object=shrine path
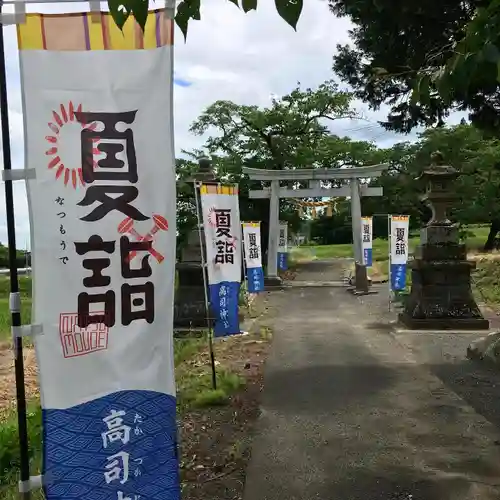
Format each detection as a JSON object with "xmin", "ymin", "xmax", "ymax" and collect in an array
[{"xmin": 244, "ymin": 259, "xmax": 500, "ymax": 500}]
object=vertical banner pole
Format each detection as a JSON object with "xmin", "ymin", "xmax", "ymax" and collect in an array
[
  {"xmin": 388, "ymin": 215, "xmax": 392, "ymax": 312},
  {"xmin": 241, "ymin": 223, "xmax": 248, "ymax": 291},
  {"xmin": 0, "ymin": 11, "xmax": 32, "ymax": 500},
  {"xmin": 194, "ymin": 182, "xmax": 217, "ymax": 390}
]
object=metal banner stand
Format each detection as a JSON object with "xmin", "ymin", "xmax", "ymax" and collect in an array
[
  {"xmin": 194, "ymin": 181, "xmax": 217, "ymax": 390},
  {"xmin": 0, "ymin": 7, "xmax": 32, "ymax": 499}
]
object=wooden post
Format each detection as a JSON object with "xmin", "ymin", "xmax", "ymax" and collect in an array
[
  {"xmin": 265, "ymin": 179, "xmax": 281, "ymax": 287},
  {"xmin": 350, "ymin": 178, "xmax": 369, "ymax": 293}
]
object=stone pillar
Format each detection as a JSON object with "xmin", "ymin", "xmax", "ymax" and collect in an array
[
  {"xmin": 399, "ymin": 151, "xmax": 489, "ymax": 330},
  {"xmin": 174, "ymin": 156, "xmax": 216, "ymax": 331},
  {"xmin": 265, "ymin": 179, "xmax": 282, "ymax": 288},
  {"xmin": 350, "ymin": 178, "xmax": 369, "ymax": 293}
]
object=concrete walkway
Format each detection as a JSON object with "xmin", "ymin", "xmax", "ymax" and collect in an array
[{"xmin": 244, "ymin": 260, "xmax": 500, "ymax": 500}]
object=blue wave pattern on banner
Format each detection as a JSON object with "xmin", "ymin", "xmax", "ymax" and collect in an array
[
  {"xmin": 247, "ymin": 267, "xmax": 264, "ymax": 293},
  {"xmin": 43, "ymin": 390, "xmax": 179, "ymax": 500},
  {"xmin": 391, "ymin": 263, "xmax": 407, "ymax": 290},
  {"xmin": 364, "ymin": 248, "xmax": 373, "ymax": 267},
  {"xmin": 209, "ymin": 281, "xmax": 240, "ymax": 336},
  {"xmin": 277, "ymin": 253, "xmax": 288, "ymax": 271}
]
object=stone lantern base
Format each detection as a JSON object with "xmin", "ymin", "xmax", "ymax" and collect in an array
[
  {"xmin": 398, "ymin": 226, "xmax": 489, "ymax": 330},
  {"xmin": 264, "ymin": 276, "xmax": 283, "ymax": 289},
  {"xmin": 174, "ymin": 262, "xmax": 215, "ymax": 330}
]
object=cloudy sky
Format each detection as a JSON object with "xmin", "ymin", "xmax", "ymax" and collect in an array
[{"xmin": 0, "ymin": 0, "xmax": 463, "ymax": 249}]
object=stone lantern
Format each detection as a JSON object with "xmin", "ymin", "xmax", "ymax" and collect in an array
[
  {"xmin": 421, "ymin": 151, "xmax": 459, "ymax": 226},
  {"xmin": 173, "ymin": 156, "xmax": 217, "ymax": 331},
  {"xmin": 398, "ymin": 151, "xmax": 489, "ymax": 330}
]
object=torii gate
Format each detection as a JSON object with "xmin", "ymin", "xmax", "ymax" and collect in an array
[{"xmin": 242, "ymin": 163, "xmax": 389, "ymax": 293}]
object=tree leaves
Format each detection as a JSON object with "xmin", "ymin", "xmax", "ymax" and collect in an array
[
  {"xmin": 242, "ymin": 0, "xmax": 258, "ymax": 13},
  {"xmin": 107, "ymin": 0, "xmax": 149, "ymax": 31},
  {"xmin": 330, "ymin": 0, "xmax": 500, "ymax": 134},
  {"xmin": 175, "ymin": 0, "xmax": 201, "ymax": 40},
  {"xmin": 106, "ymin": 0, "xmax": 304, "ymax": 38},
  {"xmin": 147, "ymin": 0, "xmax": 303, "ymax": 41},
  {"xmin": 108, "ymin": 0, "xmax": 131, "ymax": 30},
  {"xmin": 132, "ymin": 0, "xmax": 149, "ymax": 33},
  {"xmin": 275, "ymin": 0, "xmax": 303, "ymax": 30}
]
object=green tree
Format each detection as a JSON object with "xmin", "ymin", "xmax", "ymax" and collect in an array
[
  {"xmin": 365, "ymin": 124, "xmax": 500, "ymax": 249},
  {"xmin": 408, "ymin": 124, "xmax": 500, "ymax": 249},
  {"xmin": 188, "ymin": 81, "xmax": 362, "ymax": 256},
  {"xmin": 309, "ymin": 199, "xmax": 353, "ymax": 245},
  {"xmin": 328, "ymin": 0, "xmax": 500, "ymax": 133},
  {"xmin": 190, "ymin": 80, "xmax": 358, "ymax": 170},
  {"xmin": 108, "ymin": 0, "xmax": 305, "ymax": 38},
  {"xmin": 361, "ymin": 142, "xmax": 429, "ymax": 230},
  {"xmin": 182, "ymin": 82, "xmax": 407, "ymax": 258}
]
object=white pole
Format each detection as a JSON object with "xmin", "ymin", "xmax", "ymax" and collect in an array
[
  {"xmin": 350, "ymin": 179, "xmax": 363, "ymax": 264},
  {"xmin": 267, "ymin": 180, "xmax": 280, "ymax": 280}
]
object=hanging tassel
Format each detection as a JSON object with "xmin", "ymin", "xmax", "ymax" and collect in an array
[
  {"xmin": 299, "ymin": 206, "xmax": 304, "ymax": 217},
  {"xmin": 326, "ymin": 204, "xmax": 333, "ymax": 217},
  {"xmin": 312, "ymin": 207, "xmax": 317, "ymax": 219}
]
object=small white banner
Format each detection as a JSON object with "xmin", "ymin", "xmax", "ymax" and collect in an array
[
  {"xmin": 242, "ymin": 222, "xmax": 263, "ymax": 269},
  {"xmin": 361, "ymin": 216, "xmax": 373, "ymax": 267},
  {"xmin": 201, "ymin": 184, "xmax": 242, "ymax": 335},
  {"xmin": 390, "ymin": 215, "xmax": 410, "ymax": 291},
  {"xmin": 278, "ymin": 222, "xmax": 288, "ymax": 253},
  {"xmin": 390, "ymin": 216, "xmax": 410, "ymax": 264},
  {"xmin": 277, "ymin": 221, "xmax": 288, "ymax": 271},
  {"xmin": 242, "ymin": 222, "xmax": 264, "ymax": 293}
]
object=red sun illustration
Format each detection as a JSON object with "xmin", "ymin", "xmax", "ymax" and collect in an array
[
  {"xmin": 45, "ymin": 102, "xmax": 100, "ymax": 189},
  {"xmin": 207, "ymin": 207, "xmax": 217, "ymax": 227}
]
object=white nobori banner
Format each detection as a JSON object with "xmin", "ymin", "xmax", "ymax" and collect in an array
[
  {"xmin": 201, "ymin": 184, "xmax": 242, "ymax": 336},
  {"xmin": 242, "ymin": 222, "xmax": 264, "ymax": 293},
  {"xmin": 277, "ymin": 221, "xmax": 288, "ymax": 271},
  {"xmin": 361, "ymin": 216, "xmax": 373, "ymax": 267},
  {"xmin": 390, "ymin": 215, "xmax": 410, "ymax": 291},
  {"xmin": 19, "ymin": 10, "xmax": 179, "ymax": 500}
]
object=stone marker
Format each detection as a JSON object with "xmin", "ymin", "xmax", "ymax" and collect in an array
[
  {"xmin": 174, "ymin": 156, "xmax": 216, "ymax": 331},
  {"xmin": 399, "ymin": 151, "xmax": 489, "ymax": 330}
]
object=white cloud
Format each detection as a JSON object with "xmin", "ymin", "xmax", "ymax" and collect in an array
[{"xmin": 0, "ymin": 0, "xmax": 465, "ymax": 251}]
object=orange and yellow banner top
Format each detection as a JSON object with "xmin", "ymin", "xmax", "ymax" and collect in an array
[
  {"xmin": 391, "ymin": 215, "xmax": 409, "ymax": 222},
  {"xmin": 18, "ymin": 9, "xmax": 173, "ymax": 51},
  {"xmin": 200, "ymin": 184, "xmax": 239, "ymax": 196}
]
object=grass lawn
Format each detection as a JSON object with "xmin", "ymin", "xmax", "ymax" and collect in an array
[
  {"xmin": 0, "ymin": 276, "xmax": 32, "ymax": 343},
  {"xmin": 291, "ymin": 225, "xmax": 491, "ymax": 263}
]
